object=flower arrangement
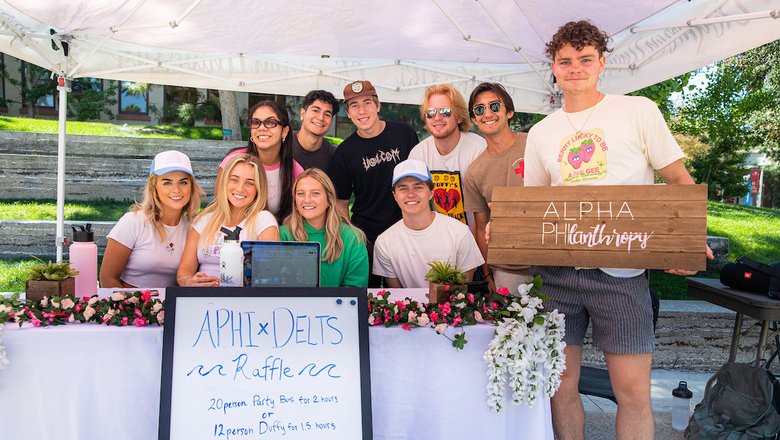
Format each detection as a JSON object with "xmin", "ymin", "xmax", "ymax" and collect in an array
[
  {"xmin": 0, "ymin": 290, "xmax": 164, "ymax": 328},
  {"xmin": 484, "ymin": 278, "xmax": 566, "ymax": 412},
  {"xmin": 367, "ymin": 276, "xmax": 566, "ymax": 412}
]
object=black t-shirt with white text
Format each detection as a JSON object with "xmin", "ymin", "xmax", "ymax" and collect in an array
[{"xmin": 327, "ymin": 121, "xmax": 418, "ymax": 242}]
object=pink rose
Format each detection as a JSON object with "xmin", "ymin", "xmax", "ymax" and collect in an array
[
  {"xmin": 401, "ymin": 324, "xmax": 411, "ymax": 331},
  {"xmin": 133, "ymin": 317, "xmax": 147, "ymax": 327},
  {"xmin": 468, "ymin": 293, "xmax": 475, "ymax": 303},
  {"xmin": 453, "ymin": 316, "xmax": 462, "ymax": 327},
  {"xmin": 134, "ymin": 309, "xmax": 143, "ymax": 318},
  {"xmin": 141, "ymin": 291, "xmax": 152, "ymax": 302},
  {"xmin": 440, "ymin": 302, "xmax": 451, "ymax": 314},
  {"xmin": 475, "ymin": 311, "xmax": 483, "ymax": 322},
  {"xmin": 395, "ymin": 301, "xmax": 406, "ymax": 310},
  {"xmin": 498, "ymin": 287, "xmax": 509, "ymax": 296},
  {"xmin": 121, "ymin": 317, "xmax": 128, "ymax": 325},
  {"xmin": 30, "ymin": 318, "xmax": 42, "ymax": 327},
  {"xmin": 444, "ymin": 284, "xmax": 451, "ymax": 290}
]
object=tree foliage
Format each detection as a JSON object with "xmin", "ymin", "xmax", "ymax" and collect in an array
[
  {"xmin": 671, "ymin": 40, "xmax": 780, "ymax": 199},
  {"xmin": 0, "ymin": 62, "xmax": 57, "ymax": 116},
  {"xmin": 68, "ymin": 79, "xmax": 119, "ymax": 121},
  {"xmin": 629, "ymin": 72, "xmax": 693, "ymax": 119}
]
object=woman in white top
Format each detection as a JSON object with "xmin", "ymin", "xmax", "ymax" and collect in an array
[
  {"xmin": 177, "ymin": 154, "xmax": 279, "ymax": 287},
  {"xmin": 101, "ymin": 150, "xmax": 204, "ymax": 288}
]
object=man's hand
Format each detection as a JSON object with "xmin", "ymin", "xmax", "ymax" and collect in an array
[{"xmin": 665, "ymin": 245, "xmax": 714, "ymax": 276}]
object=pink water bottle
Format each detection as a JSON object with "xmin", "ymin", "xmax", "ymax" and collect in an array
[{"xmin": 70, "ymin": 224, "xmax": 98, "ymax": 297}]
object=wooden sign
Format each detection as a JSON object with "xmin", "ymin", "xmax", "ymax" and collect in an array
[
  {"xmin": 488, "ymin": 185, "xmax": 708, "ymax": 271},
  {"xmin": 159, "ymin": 287, "xmax": 373, "ymax": 440}
]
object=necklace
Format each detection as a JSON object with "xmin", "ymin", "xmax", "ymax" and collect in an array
[
  {"xmin": 563, "ymin": 93, "xmax": 604, "ymax": 136},
  {"xmin": 163, "ymin": 223, "xmax": 179, "ymax": 256}
]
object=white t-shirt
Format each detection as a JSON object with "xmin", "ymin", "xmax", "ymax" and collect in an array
[
  {"xmin": 192, "ymin": 210, "xmax": 278, "ymax": 277},
  {"xmin": 373, "ymin": 213, "xmax": 485, "ymax": 288},
  {"xmin": 106, "ymin": 211, "xmax": 190, "ymax": 288},
  {"xmin": 409, "ymin": 131, "xmax": 486, "ymax": 172},
  {"xmin": 525, "ymin": 94, "xmax": 686, "ymax": 277}
]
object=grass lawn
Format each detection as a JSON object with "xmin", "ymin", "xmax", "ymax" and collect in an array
[
  {"xmin": 0, "ymin": 198, "xmax": 131, "ymax": 221},
  {"xmin": 1, "ymin": 200, "xmax": 778, "ymax": 297},
  {"xmin": 649, "ymin": 201, "xmax": 780, "ymax": 299}
]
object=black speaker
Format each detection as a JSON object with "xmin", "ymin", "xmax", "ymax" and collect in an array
[{"xmin": 720, "ymin": 257, "xmax": 780, "ymax": 295}]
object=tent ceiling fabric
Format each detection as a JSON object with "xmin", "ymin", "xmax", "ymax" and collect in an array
[{"xmin": 0, "ymin": 0, "xmax": 778, "ymax": 113}]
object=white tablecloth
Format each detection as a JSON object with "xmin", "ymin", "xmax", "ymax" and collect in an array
[{"xmin": 0, "ymin": 317, "xmax": 552, "ymax": 440}]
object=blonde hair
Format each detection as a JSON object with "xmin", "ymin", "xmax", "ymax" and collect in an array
[
  {"xmin": 132, "ymin": 172, "xmax": 204, "ymax": 242},
  {"xmin": 195, "ymin": 154, "xmax": 268, "ymax": 249},
  {"xmin": 283, "ymin": 169, "xmax": 365, "ymax": 265},
  {"xmin": 420, "ymin": 84, "xmax": 471, "ymax": 133}
]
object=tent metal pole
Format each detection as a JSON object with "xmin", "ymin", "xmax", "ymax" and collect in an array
[{"xmin": 55, "ymin": 77, "xmax": 70, "ymax": 262}]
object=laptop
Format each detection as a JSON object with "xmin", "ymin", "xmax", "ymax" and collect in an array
[{"xmin": 240, "ymin": 241, "xmax": 320, "ymax": 287}]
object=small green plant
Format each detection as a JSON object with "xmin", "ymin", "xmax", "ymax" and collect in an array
[
  {"xmin": 425, "ymin": 260, "xmax": 468, "ymax": 285},
  {"xmin": 27, "ymin": 258, "xmax": 79, "ymax": 281}
]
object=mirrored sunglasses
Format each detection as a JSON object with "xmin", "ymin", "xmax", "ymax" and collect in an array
[
  {"xmin": 424, "ymin": 107, "xmax": 453, "ymax": 119},
  {"xmin": 473, "ymin": 100, "xmax": 502, "ymax": 117},
  {"xmin": 249, "ymin": 117, "xmax": 281, "ymax": 129}
]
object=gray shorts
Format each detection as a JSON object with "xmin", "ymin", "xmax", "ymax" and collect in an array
[{"xmin": 531, "ymin": 266, "xmax": 654, "ymax": 354}]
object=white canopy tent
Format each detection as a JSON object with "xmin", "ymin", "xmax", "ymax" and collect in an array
[{"xmin": 0, "ymin": 0, "xmax": 778, "ymax": 259}]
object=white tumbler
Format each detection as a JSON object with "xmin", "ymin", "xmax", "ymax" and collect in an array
[{"xmin": 672, "ymin": 381, "xmax": 693, "ymax": 432}]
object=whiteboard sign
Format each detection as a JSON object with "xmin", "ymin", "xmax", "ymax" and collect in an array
[{"xmin": 159, "ymin": 287, "xmax": 373, "ymax": 440}]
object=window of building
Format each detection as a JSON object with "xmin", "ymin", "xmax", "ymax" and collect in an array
[
  {"xmin": 248, "ymin": 92, "xmax": 277, "ymax": 110},
  {"xmin": 119, "ymin": 81, "xmax": 149, "ymax": 114},
  {"xmin": 72, "ymin": 78, "xmax": 103, "ymax": 94},
  {"xmin": 20, "ymin": 61, "xmax": 55, "ymax": 108},
  {"xmin": 0, "ymin": 54, "xmax": 6, "ymax": 111},
  {"xmin": 164, "ymin": 85, "xmax": 199, "ymax": 106}
]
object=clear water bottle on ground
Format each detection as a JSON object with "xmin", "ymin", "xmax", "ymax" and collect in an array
[{"xmin": 672, "ymin": 380, "xmax": 693, "ymax": 432}]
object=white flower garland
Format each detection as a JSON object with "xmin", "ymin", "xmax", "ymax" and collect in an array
[
  {"xmin": 0, "ymin": 325, "xmax": 8, "ymax": 370},
  {"xmin": 484, "ymin": 284, "xmax": 566, "ymax": 412}
]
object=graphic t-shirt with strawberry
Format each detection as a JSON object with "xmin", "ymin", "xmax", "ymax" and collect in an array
[{"xmin": 558, "ymin": 129, "xmax": 608, "ymax": 185}]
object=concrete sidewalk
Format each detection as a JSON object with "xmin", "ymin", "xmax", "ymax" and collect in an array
[
  {"xmin": 583, "ymin": 300, "xmax": 732, "ymax": 439},
  {"xmin": 583, "ymin": 369, "xmax": 711, "ymax": 439}
]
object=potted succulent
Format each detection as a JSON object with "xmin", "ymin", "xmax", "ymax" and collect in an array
[
  {"xmin": 25, "ymin": 259, "xmax": 79, "ymax": 301},
  {"xmin": 425, "ymin": 260, "xmax": 468, "ymax": 303}
]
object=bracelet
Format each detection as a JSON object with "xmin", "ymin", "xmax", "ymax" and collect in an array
[
  {"xmin": 177, "ymin": 276, "xmax": 192, "ymax": 285},
  {"xmin": 484, "ymin": 272, "xmax": 493, "ymax": 279}
]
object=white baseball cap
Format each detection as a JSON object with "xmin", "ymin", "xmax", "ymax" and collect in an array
[
  {"xmin": 392, "ymin": 159, "xmax": 432, "ymax": 186},
  {"xmin": 149, "ymin": 150, "xmax": 194, "ymax": 177}
]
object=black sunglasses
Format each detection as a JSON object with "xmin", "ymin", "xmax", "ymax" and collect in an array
[
  {"xmin": 424, "ymin": 107, "xmax": 453, "ymax": 119},
  {"xmin": 249, "ymin": 117, "xmax": 281, "ymax": 129},
  {"xmin": 473, "ymin": 100, "xmax": 502, "ymax": 117}
]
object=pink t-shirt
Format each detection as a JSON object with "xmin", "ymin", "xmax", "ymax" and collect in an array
[{"xmin": 219, "ymin": 148, "xmax": 304, "ymax": 215}]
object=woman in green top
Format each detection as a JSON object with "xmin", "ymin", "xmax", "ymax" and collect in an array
[{"xmin": 280, "ymin": 168, "xmax": 369, "ymax": 287}]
